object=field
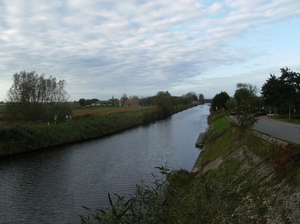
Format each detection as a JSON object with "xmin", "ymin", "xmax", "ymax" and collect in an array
[
  {"xmin": 72, "ymin": 106, "xmax": 155, "ymax": 118},
  {"xmin": 0, "ymin": 105, "xmax": 155, "ymax": 125}
]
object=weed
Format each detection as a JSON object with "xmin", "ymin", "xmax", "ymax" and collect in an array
[{"xmin": 257, "ymin": 204, "xmax": 268, "ymax": 215}]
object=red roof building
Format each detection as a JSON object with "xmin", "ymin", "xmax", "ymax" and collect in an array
[{"xmin": 124, "ymin": 99, "xmax": 140, "ymax": 106}]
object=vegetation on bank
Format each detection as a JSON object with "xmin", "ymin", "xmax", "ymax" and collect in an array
[
  {"xmin": 80, "ymin": 111, "xmax": 300, "ymax": 223},
  {"xmin": 0, "ymin": 103, "xmax": 196, "ymax": 156}
]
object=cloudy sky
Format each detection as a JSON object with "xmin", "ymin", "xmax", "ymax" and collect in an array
[{"xmin": 1, "ymin": 0, "xmax": 300, "ymax": 101}]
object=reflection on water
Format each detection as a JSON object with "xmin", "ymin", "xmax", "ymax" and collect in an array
[{"xmin": 0, "ymin": 105, "xmax": 209, "ymax": 223}]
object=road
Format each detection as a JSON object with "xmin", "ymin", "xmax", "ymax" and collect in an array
[{"xmin": 253, "ymin": 116, "xmax": 300, "ymax": 145}]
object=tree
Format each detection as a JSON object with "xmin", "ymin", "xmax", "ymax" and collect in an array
[
  {"xmin": 120, "ymin": 93, "xmax": 128, "ymax": 106},
  {"xmin": 225, "ymin": 98, "xmax": 237, "ymax": 112},
  {"xmin": 279, "ymin": 67, "xmax": 300, "ymax": 119},
  {"xmin": 184, "ymin": 92, "xmax": 198, "ymax": 103},
  {"xmin": 155, "ymin": 91, "xmax": 173, "ymax": 117},
  {"xmin": 234, "ymin": 83, "xmax": 257, "ymax": 105},
  {"xmin": 5, "ymin": 71, "xmax": 71, "ymax": 122},
  {"xmin": 129, "ymin": 95, "xmax": 140, "ymax": 100},
  {"xmin": 233, "ymin": 103, "xmax": 259, "ymax": 133},
  {"xmin": 139, "ymin": 96, "xmax": 155, "ymax": 106},
  {"xmin": 261, "ymin": 74, "xmax": 282, "ymax": 114},
  {"xmin": 211, "ymin": 91, "xmax": 230, "ymax": 111},
  {"xmin": 79, "ymin": 98, "xmax": 86, "ymax": 107},
  {"xmin": 199, "ymin": 94, "xmax": 204, "ymax": 103},
  {"xmin": 261, "ymin": 68, "xmax": 300, "ymax": 118}
]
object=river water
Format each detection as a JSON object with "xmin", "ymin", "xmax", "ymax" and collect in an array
[{"xmin": 0, "ymin": 104, "xmax": 209, "ymax": 223}]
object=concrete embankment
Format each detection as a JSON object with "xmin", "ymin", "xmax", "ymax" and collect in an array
[{"xmin": 195, "ymin": 132, "xmax": 206, "ymax": 148}]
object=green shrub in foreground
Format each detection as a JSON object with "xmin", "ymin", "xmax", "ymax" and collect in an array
[
  {"xmin": 79, "ymin": 166, "xmax": 241, "ymax": 224},
  {"xmin": 80, "ymin": 166, "xmax": 194, "ymax": 223}
]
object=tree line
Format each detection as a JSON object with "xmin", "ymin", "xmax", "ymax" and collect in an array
[
  {"xmin": 77, "ymin": 91, "xmax": 204, "ymax": 107},
  {"xmin": 211, "ymin": 67, "xmax": 300, "ymax": 120},
  {"xmin": 261, "ymin": 67, "xmax": 300, "ymax": 119},
  {"xmin": 3, "ymin": 71, "xmax": 205, "ymax": 123}
]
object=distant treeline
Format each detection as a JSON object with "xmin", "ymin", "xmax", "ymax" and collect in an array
[{"xmin": 210, "ymin": 67, "xmax": 300, "ymax": 118}]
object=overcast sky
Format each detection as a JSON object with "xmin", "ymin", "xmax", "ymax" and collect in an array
[{"xmin": 1, "ymin": 0, "xmax": 300, "ymax": 101}]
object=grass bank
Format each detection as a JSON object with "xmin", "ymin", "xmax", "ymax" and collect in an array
[{"xmin": 0, "ymin": 104, "xmax": 195, "ymax": 157}]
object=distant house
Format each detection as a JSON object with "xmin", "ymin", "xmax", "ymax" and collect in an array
[
  {"xmin": 92, "ymin": 100, "xmax": 112, "ymax": 106},
  {"xmin": 124, "ymin": 99, "xmax": 140, "ymax": 106}
]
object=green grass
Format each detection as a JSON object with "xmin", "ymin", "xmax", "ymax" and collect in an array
[
  {"xmin": 204, "ymin": 132, "xmax": 233, "ymax": 162},
  {"xmin": 0, "ymin": 110, "xmax": 146, "ymax": 155},
  {"xmin": 212, "ymin": 117, "xmax": 230, "ymax": 134},
  {"xmin": 217, "ymin": 159, "xmax": 241, "ymax": 178},
  {"xmin": 270, "ymin": 115, "xmax": 300, "ymax": 125}
]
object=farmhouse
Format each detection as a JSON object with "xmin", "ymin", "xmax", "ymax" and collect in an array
[
  {"xmin": 124, "ymin": 99, "xmax": 140, "ymax": 106},
  {"xmin": 92, "ymin": 100, "xmax": 112, "ymax": 106}
]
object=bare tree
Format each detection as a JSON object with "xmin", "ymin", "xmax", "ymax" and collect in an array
[
  {"xmin": 5, "ymin": 71, "xmax": 71, "ymax": 122},
  {"xmin": 120, "ymin": 93, "xmax": 128, "ymax": 106}
]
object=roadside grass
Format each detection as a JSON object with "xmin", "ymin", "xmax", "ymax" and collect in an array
[{"xmin": 269, "ymin": 115, "xmax": 300, "ymax": 125}]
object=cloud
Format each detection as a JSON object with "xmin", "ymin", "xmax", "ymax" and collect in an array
[{"xmin": 0, "ymin": 0, "xmax": 300, "ymax": 101}]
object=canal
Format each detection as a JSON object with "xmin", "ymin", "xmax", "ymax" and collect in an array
[{"xmin": 0, "ymin": 104, "xmax": 210, "ymax": 223}]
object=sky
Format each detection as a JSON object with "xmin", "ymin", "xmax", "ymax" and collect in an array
[{"xmin": 1, "ymin": 0, "xmax": 300, "ymax": 102}]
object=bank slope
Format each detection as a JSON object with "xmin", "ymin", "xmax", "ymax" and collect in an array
[{"xmin": 192, "ymin": 114, "xmax": 300, "ymax": 223}]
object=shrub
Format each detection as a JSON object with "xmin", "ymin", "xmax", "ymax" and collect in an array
[
  {"xmin": 80, "ymin": 166, "xmax": 200, "ymax": 224},
  {"xmin": 274, "ymin": 144, "xmax": 300, "ymax": 176}
]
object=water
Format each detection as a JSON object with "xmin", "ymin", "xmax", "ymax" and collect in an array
[{"xmin": 0, "ymin": 105, "xmax": 209, "ymax": 223}]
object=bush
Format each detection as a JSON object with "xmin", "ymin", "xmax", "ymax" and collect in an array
[
  {"xmin": 235, "ymin": 104, "xmax": 258, "ymax": 129},
  {"xmin": 274, "ymin": 144, "xmax": 300, "ymax": 177}
]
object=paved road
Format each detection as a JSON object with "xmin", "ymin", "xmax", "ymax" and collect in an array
[{"xmin": 253, "ymin": 116, "xmax": 300, "ymax": 145}]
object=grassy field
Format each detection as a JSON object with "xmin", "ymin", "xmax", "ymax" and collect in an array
[
  {"xmin": 72, "ymin": 106, "xmax": 155, "ymax": 118},
  {"xmin": 0, "ymin": 105, "xmax": 155, "ymax": 123}
]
